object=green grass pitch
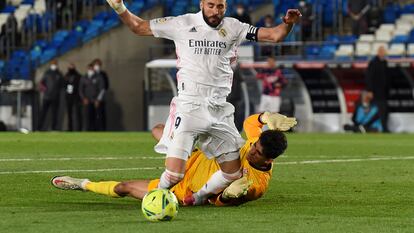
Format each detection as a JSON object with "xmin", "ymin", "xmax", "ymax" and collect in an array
[{"xmin": 0, "ymin": 133, "xmax": 413, "ymax": 233}]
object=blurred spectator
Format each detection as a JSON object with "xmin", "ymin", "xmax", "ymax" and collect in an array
[
  {"xmin": 56, "ymin": 0, "xmax": 67, "ymax": 28},
  {"xmin": 256, "ymin": 57, "xmax": 287, "ymax": 113},
  {"xmin": 79, "ymin": 64, "xmax": 105, "ymax": 131},
  {"xmin": 92, "ymin": 58, "xmax": 109, "ymax": 131},
  {"xmin": 1, "ymin": 13, "xmax": 18, "ymax": 56},
  {"xmin": 298, "ymin": 0, "xmax": 314, "ymax": 41},
  {"xmin": 366, "ymin": 46, "xmax": 389, "ymax": 132},
  {"xmin": 232, "ymin": 4, "xmax": 251, "ymax": 25},
  {"xmin": 227, "ymin": 63, "xmax": 245, "ymax": 131},
  {"xmin": 348, "ymin": 0, "xmax": 370, "ymax": 35},
  {"xmin": 344, "ymin": 91, "xmax": 382, "ymax": 133},
  {"xmin": 367, "ymin": 4, "xmax": 382, "ymax": 34},
  {"xmin": 263, "ymin": 14, "xmax": 275, "ymax": 28},
  {"xmin": 38, "ymin": 60, "xmax": 63, "ymax": 131},
  {"xmin": 63, "ymin": 63, "xmax": 82, "ymax": 131},
  {"xmin": 260, "ymin": 15, "xmax": 275, "ymax": 57}
]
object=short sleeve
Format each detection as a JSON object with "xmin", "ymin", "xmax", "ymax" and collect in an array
[
  {"xmin": 150, "ymin": 16, "xmax": 179, "ymax": 40},
  {"xmin": 233, "ymin": 19, "xmax": 259, "ymax": 45}
]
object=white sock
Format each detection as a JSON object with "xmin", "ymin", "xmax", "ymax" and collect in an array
[
  {"xmin": 158, "ymin": 170, "xmax": 184, "ymax": 189},
  {"xmin": 194, "ymin": 170, "xmax": 241, "ymax": 204}
]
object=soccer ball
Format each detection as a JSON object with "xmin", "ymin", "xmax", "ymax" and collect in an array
[{"xmin": 141, "ymin": 189, "xmax": 179, "ymax": 222}]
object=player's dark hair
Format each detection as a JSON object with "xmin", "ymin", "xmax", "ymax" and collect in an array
[{"xmin": 259, "ymin": 130, "xmax": 287, "ymax": 159}]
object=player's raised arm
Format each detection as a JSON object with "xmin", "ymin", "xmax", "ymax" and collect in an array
[
  {"xmin": 257, "ymin": 9, "xmax": 302, "ymax": 43},
  {"xmin": 106, "ymin": 0, "xmax": 153, "ymax": 36}
]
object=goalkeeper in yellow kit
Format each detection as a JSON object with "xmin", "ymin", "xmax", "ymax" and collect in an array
[{"xmin": 51, "ymin": 112, "xmax": 296, "ymax": 206}]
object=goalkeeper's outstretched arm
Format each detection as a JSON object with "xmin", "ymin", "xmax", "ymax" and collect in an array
[{"xmin": 106, "ymin": 0, "xmax": 153, "ymax": 36}]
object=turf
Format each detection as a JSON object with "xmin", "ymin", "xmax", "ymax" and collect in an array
[{"xmin": 0, "ymin": 133, "xmax": 413, "ymax": 233}]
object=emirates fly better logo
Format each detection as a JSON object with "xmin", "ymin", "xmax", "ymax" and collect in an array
[{"xmin": 189, "ymin": 39, "xmax": 227, "ymax": 55}]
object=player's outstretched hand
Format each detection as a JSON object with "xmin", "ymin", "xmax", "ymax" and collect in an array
[
  {"xmin": 282, "ymin": 9, "xmax": 302, "ymax": 25},
  {"xmin": 261, "ymin": 112, "xmax": 297, "ymax": 131},
  {"xmin": 222, "ymin": 176, "xmax": 253, "ymax": 199},
  {"xmin": 106, "ymin": 0, "xmax": 126, "ymax": 14}
]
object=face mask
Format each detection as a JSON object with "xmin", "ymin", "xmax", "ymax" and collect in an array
[
  {"xmin": 50, "ymin": 64, "xmax": 57, "ymax": 71},
  {"xmin": 265, "ymin": 23, "xmax": 272, "ymax": 28},
  {"xmin": 237, "ymin": 8, "xmax": 244, "ymax": 15},
  {"xmin": 299, "ymin": 1, "xmax": 306, "ymax": 7},
  {"xmin": 94, "ymin": 65, "xmax": 100, "ymax": 72},
  {"xmin": 87, "ymin": 70, "xmax": 94, "ymax": 78}
]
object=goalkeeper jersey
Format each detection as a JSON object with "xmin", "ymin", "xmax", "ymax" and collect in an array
[{"xmin": 148, "ymin": 114, "xmax": 271, "ymax": 206}]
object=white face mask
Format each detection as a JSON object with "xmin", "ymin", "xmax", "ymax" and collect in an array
[
  {"xmin": 87, "ymin": 70, "xmax": 94, "ymax": 78},
  {"xmin": 237, "ymin": 8, "xmax": 244, "ymax": 15},
  {"xmin": 50, "ymin": 64, "xmax": 57, "ymax": 71},
  {"xmin": 94, "ymin": 65, "xmax": 100, "ymax": 72},
  {"xmin": 265, "ymin": 22, "xmax": 272, "ymax": 28}
]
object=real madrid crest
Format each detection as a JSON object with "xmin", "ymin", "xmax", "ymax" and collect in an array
[{"xmin": 218, "ymin": 28, "xmax": 227, "ymax": 37}]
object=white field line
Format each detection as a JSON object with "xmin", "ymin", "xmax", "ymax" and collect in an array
[
  {"xmin": 1, "ymin": 156, "xmax": 414, "ymax": 175},
  {"xmin": 277, "ymin": 156, "xmax": 414, "ymax": 165},
  {"xmin": 0, "ymin": 156, "xmax": 165, "ymax": 162}
]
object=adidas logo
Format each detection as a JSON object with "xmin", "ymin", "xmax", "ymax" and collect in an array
[{"xmin": 189, "ymin": 27, "xmax": 197, "ymax": 32}]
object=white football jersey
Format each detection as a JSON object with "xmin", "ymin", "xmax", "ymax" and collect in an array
[{"xmin": 150, "ymin": 11, "xmax": 258, "ymax": 99}]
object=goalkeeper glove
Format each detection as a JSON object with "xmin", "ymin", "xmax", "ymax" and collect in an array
[
  {"xmin": 222, "ymin": 176, "xmax": 253, "ymax": 200},
  {"xmin": 106, "ymin": 0, "xmax": 127, "ymax": 14},
  {"xmin": 260, "ymin": 112, "xmax": 297, "ymax": 131}
]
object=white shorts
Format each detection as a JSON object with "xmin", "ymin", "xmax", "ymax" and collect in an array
[{"xmin": 154, "ymin": 96, "xmax": 244, "ymax": 161}]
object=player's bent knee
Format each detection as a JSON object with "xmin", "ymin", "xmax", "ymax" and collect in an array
[
  {"xmin": 151, "ymin": 124, "xmax": 165, "ymax": 141},
  {"xmin": 114, "ymin": 182, "xmax": 131, "ymax": 196}
]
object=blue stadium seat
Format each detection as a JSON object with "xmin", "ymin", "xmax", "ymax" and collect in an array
[
  {"xmin": 82, "ymin": 20, "xmax": 104, "ymax": 43},
  {"xmin": 401, "ymin": 4, "xmax": 414, "ymax": 14},
  {"xmin": 30, "ymin": 47, "xmax": 42, "ymax": 64},
  {"xmin": 305, "ymin": 45, "xmax": 321, "ymax": 60},
  {"xmin": 11, "ymin": 50, "xmax": 27, "ymax": 62},
  {"xmin": 383, "ymin": 4, "xmax": 399, "ymax": 24},
  {"xmin": 40, "ymin": 48, "xmax": 58, "ymax": 65},
  {"xmin": 319, "ymin": 45, "xmax": 337, "ymax": 60},
  {"xmin": 1, "ymin": 5, "xmax": 16, "ymax": 13},
  {"xmin": 18, "ymin": 59, "xmax": 31, "ymax": 80},
  {"xmin": 33, "ymin": 40, "xmax": 48, "ymax": 50},
  {"xmin": 339, "ymin": 35, "xmax": 357, "ymax": 44},
  {"xmin": 146, "ymin": 0, "xmax": 159, "ymax": 8},
  {"xmin": 391, "ymin": 35, "xmax": 409, "ymax": 44},
  {"xmin": 102, "ymin": 14, "xmax": 120, "ymax": 32},
  {"xmin": 326, "ymin": 35, "xmax": 339, "ymax": 43},
  {"xmin": 22, "ymin": 0, "xmax": 35, "ymax": 5},
  {"xmin": 130, "ymin": 1, "xmax": 144, "ymax": 14},
  {"xmin": 53, "ymin": 30, "xmax": 69, "ymax": 43}
]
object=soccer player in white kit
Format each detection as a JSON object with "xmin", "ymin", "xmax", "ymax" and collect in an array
[{"xmin": 106, "ymin": 0, "xmax": 301, "ymax": 205}]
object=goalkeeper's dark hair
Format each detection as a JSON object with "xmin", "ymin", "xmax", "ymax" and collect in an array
[{"xmin": 259, "ymin": 130, "xmax": 287, "ymax": 159}]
